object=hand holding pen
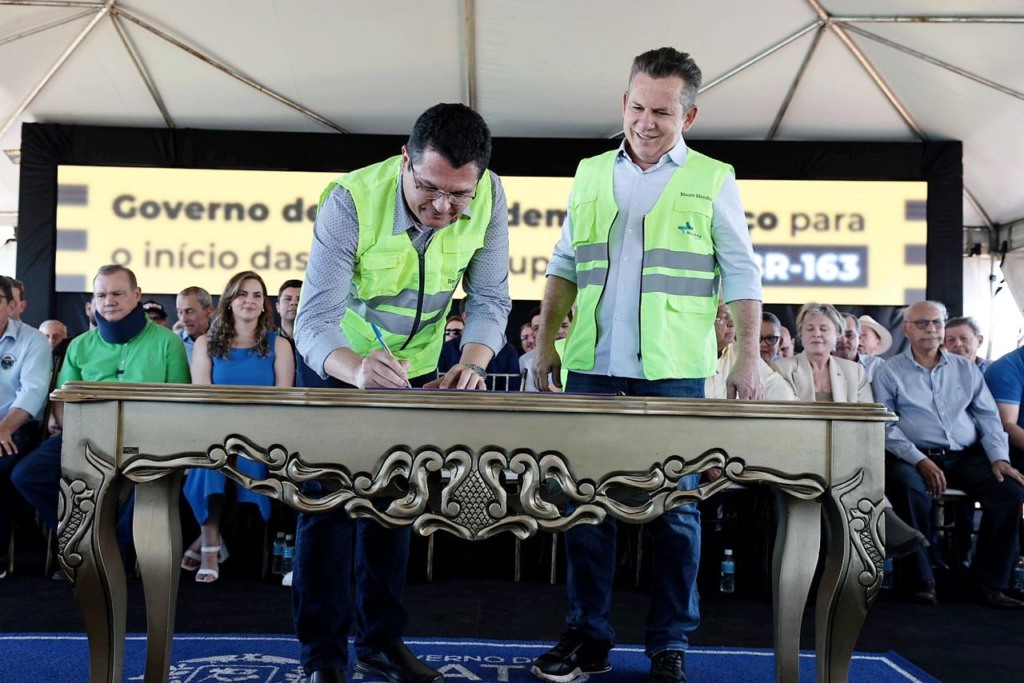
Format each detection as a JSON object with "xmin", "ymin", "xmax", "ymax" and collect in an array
[{"xmin": 367, "ymin": 323, "xmax": 412, "ymax": 388}]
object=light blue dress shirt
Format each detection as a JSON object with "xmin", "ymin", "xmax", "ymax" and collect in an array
[
  {"xmin": 0, "ymin": 319, "xmax": 53, "ymax": 422},
  {"xmin": 872, "ymin": 347, "xmax": 1009, "ymax": 465},
  {"xmin": 547, "ymin": 137, "xmax": 762, "ymax": 379}
]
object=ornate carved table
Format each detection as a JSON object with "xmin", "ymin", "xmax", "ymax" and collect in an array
[{"xmin": 54, "ymin": 382, "xmax": 892, "ymax": 683}]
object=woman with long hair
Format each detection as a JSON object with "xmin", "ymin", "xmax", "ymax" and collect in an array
[{"xmin": 181, "ymin": 271, "xmax": 295, "ymax": 582}]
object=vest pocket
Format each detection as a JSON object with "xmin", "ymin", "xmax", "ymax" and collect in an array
[{"xmin": 356, "ymin": 252, "xmax": 407, "ymax": 298}]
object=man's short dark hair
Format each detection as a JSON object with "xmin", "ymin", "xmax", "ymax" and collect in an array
[
  {"xmin": 278, "ymin": 279, "xmax": 303, "ymax": 297},
  {"xmin": 94, "ymin": 264, "xmax": 138, "ymax": 290},
  {"xmin": 762, "ymin": 311, "xmax": 781, "ymax": 329},
  {"xmin": 629, "ymin": 47, "xmax": 703, "ymax": 111},
  {"xmin": 946, "ymin": 315, "xmax": 982, "ymax": 337},
  {"xmin": 11, "ymin": 278, "xmax": 25, "ymax": 300},
  {"xmin": 407, "ymin": 103, "xmax": 492, "ymax": 175},
  {"xmin": 0, "ymin": 276, "xmax": 14, "ymax": 303}
]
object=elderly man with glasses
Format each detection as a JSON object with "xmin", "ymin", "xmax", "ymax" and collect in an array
[{"xmin": 873, "ymin": 300, "xmax": 1024, "ymax": 609}]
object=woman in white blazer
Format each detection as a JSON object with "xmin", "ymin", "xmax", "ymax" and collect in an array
[
  {"xmin": 773, "ymin": 302, "xmax": 923, "ymax": 613},
  {"xmin": 774, "ymin": 302, "xmax": 872, "ymax": 403}
]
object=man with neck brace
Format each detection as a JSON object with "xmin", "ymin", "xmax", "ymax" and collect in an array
[{"xmin": 11, "ymin": 265, "xmax": 189, "ymax": 547}]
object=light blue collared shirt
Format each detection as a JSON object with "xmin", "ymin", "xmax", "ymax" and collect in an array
[
  {"xmin": 872, "ymin": 347, "xmax": 1009, "ymax": 465},
  {"xmin": 547, "ymin": 137, "xmax": 761, "ymax": 378},
  {"xmin": 0, "ymin": 319, "xmax": 53, "ymax": 421},
  {"xmin": 177, "ymin": 328, "xmax": 196, "ymax": 364}
]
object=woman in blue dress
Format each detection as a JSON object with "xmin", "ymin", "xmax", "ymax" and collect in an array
[{"xmin": 181, "ymin": 271, "xmax": 295, "ymax": 582}]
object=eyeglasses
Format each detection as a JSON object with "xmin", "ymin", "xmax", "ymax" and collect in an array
[
  {"xmin": 444, "ymin": 328, "xmax": 463, "ymax": 336},
  {"xmin": 520, "ymin": 334, "xmax": 533, "ymax": 341},
  {"xmin": 715, "ymin": 316, "xmax": 734, "ymax": 327},
  {"xmin": 910, "ymin": 319, "xmax": 944, "ymax": 330},
  {"xmin": 759, "ymin": 335, "xmax": 780, "ymax": 345},
  {"xmin": 408, "ymin": 161, "xmax": 476, "ymax": 206}
]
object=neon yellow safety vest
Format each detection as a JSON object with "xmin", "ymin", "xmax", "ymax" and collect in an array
[
  {"xmin": 317, "ymin": 155, "xmax": 493, "ymax": 378},
  {"xmin": 562, "ymin": 149, "xmax": 731, "ymax": 380}
]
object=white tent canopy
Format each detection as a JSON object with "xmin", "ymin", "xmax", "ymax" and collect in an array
[{"xmin": 2, "ymin": 0, "xmax": 1024, "ymax": 243}]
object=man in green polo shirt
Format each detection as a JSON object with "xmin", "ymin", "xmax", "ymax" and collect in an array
[{"xmin": 12, "ymin": 264, "xmax": 189, "ymax": 544}]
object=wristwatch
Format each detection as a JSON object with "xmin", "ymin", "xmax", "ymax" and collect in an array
[{"xmin": 460, "ymin": 363, "xmax": 487, "ymax": 379}]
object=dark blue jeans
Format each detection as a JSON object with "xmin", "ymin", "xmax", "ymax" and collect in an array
[
  {"xmin": 562, "ymin": 371, "xmax": 704, "ymax": 657},
  {"xmin": 292, "ymin": 372, "xmax": 435, "ymax": 674},
  {"xmin": 0, "ymin": 421, "xmax": 40, "ymax": 558},
  {"xmin": 887, "ymin": 445, "xmax": 1024, "ymax": 590},
  {"xmin": 292, "ymin": 484, "xmax": 411, "ymax": 674},
  {"xmin": 11, "ymin": 434, "xmax": 135, "ymax": 555}
]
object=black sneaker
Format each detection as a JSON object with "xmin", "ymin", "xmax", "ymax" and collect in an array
[
  {"xmin": 531, "ymin": 630, "xmax": 612, "ymax": 682},
  {"xmin": 649, "ymin": 650, "xmax": 687, "ymax": 683}
]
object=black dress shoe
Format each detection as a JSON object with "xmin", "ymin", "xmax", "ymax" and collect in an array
[
  {"xmin": 909, "ymin": 580, "xmax": 937, "ymax": 605},
  {"xmin": 979, "ymin": 586, "xmax": 1024, "ymax": 610},
  {"xmin": 649, "ymin": 650, "xmax": 687, "ymax": 683},
  {"xmin": 308, "ymin": 667, "xmax": 347, "ymax": 683},
  {"xmin": 355, "ymin": 642, "xmax": 442, "ymax": 683}
]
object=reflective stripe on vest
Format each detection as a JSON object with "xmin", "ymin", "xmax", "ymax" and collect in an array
[
  {"xmin": 318, "ymin": 155, "xmax": 493, "ymax": 377},
  {"xmin": 562, "ymin": 148, "xmax": 732, "ymax": 380}
]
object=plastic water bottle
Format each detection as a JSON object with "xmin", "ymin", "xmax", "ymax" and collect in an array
[
  {"xmin": 271, "ymin": 532, "xmax": 286, "ymax": 576},
  {"xmin": 882, "ymin": 556, "xmax": 894, "ymax": 590},
  {"xmin": 720, "ymin": 549, "xmax": 736, "ymax": 594},
  {"xmin": 1014, "ymin": 556, "xmax": 1024, "ymax": 593},
  {"xmin": 281, "ymin": 534, "xmax": 295, "ymax": 574}
]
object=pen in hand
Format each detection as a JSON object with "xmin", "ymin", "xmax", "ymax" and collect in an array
[{"xmin": 370, "ymin": 322, "xmax": 412, "ymax": 388}]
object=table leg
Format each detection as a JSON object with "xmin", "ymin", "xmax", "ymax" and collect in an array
[
  {"xmin": 134, "ymin": 472, "xmax": 184, "ymax": 683},
  {"xmin": 772, "ymin": 493, "xmax": 821, "ymax": 683},
  {"xmin": 59, "ymin": 446, "xmax": 126, "ymax": 683},
  {"xmin": 814, "ymin": 474, "xmax": 885, "ymax": 682}
]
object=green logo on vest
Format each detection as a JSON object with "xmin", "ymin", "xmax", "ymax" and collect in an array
[{"xmin": 678, "ymin": 221, "xmax": 701, "ymax": 239}]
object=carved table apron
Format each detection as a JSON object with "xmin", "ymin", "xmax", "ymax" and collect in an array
[{"xmin": 54, "ymin": 382, "xmax": 892, "ymax": 683}]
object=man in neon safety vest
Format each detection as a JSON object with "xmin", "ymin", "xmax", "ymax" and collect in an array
[
  {"xmin": 293, "ymin": 103, "xmax": 511, "ymax": 683},
  {"xmin": 531, "ymin": 48, "xmax": 764, "ymax": 683}
]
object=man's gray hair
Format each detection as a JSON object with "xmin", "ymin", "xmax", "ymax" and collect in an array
[
  {"xmin": 629, "ymin": 47, "xmax": 702, "ymax": 111},
  {"xmin": 902, "ymin": 300, "xmax": 948, "ymax": 322},
  {"xmin": 178, "ymin": 286, "xmax": 213, "ymax": 310}
]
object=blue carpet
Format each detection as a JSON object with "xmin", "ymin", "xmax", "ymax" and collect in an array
[{"xmin": 0, "ymin": 634, "xmax": 940, "ymax": 682}]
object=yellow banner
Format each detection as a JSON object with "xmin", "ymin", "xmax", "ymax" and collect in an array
[{"xmin": 56, "ymin": 167, "xmax": 925, "ymax": 305}]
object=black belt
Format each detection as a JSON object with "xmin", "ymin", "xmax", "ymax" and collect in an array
[{"xmin": 920, "ymin": 447, "xmax": 967, "ymax": 458}]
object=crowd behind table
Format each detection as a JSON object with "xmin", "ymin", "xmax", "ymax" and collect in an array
[
  {"xmin": 1, "ymin": 44, "xmax": 1023, "ymax": 683},
  {"xmin": 2, "ymin": 278, "xmax": 1022, "ymax": 590}
]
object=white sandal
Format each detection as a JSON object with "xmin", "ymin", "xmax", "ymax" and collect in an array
[
  {"xmin": 195, "ymin": 544, "xmax": 229, "ymax": 583},
  {"xmin": 181, "ymin": 539, "xmax": 228, "ymax": 572}
]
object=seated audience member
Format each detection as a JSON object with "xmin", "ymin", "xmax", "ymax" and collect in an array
[
  {"xmin": 775, "ymin": 303, "xmax": 870, "ymax": 403},
  {"xmin": 39, "ymin": 320, "xmax": 68, "ymax": 352},
  {"xmin": 759, "ymin": 312, "xmax": 782, "ymax": 364},
  {"xmin": 175, "ymin": 286, "xmax": 215, "ymax": 363},
  {"xmin": 444, "ymin": 316, "xmax": 464, "ymax": 344},
  {"xmin": 275, "ymin": 279, "xmax": 320, "ymax": 388},
  {"xmin": 707, "ymin": 304, "xmax": 794, "ymax": 400},
  {"xmin": 276, "ymin": 279, "xmax": 302, "ymax": 340},
  {"xmin": 986, "ymin": 345, "xmax": 1024, "ymax": 465},
  {"xmin": 11, "ymin": 265, "xmax": 189, "ymax": 560},
  {"xmin": 525, "ymin": 311, "xmax": 571, "ymax": 392},
  {"xmin": 519, "ymin": 322, "xmax": 536, "ymax": 354},
  {"xmin": 775, "ymin": 302, "xmax": 923, "ymax": 556},
  {"xmin": 519, "ymin": 308, "xmax": 541, "ymax": 376},
  {"xmin": 945, "ymin": 316, "xmax": 990, "ymax": 373},
  {"xmin": 0, "ymin": 276, "xmax": 52, "ymax": 578},
  {"xmin": 874, "ymin": 300, "xmax": 1024, "ymax": 608},
  {"xmin": 777, "ymin": 325, "xmax": 794, "ymax": 359},
  {"xmin": 857, "ymin": 314, "xmax": 892, "ymax": 358},
  {"xmin": 9, "ymin": 279, "xmax": 27, "ymax": 321},
  {"xmin": 438, "ymin": 317, "xmax": 520, "ymax": 391},
  {"xmin": 182, "ymin": 272, "xmax": 294, "ymax": 582},
  {"xmin": 143, "ymin": 300, "xmax": 170, "ymax": 327},
  {"xmin": 833, "ymin": 313, "xmax": 885, "ymax": 382}
]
